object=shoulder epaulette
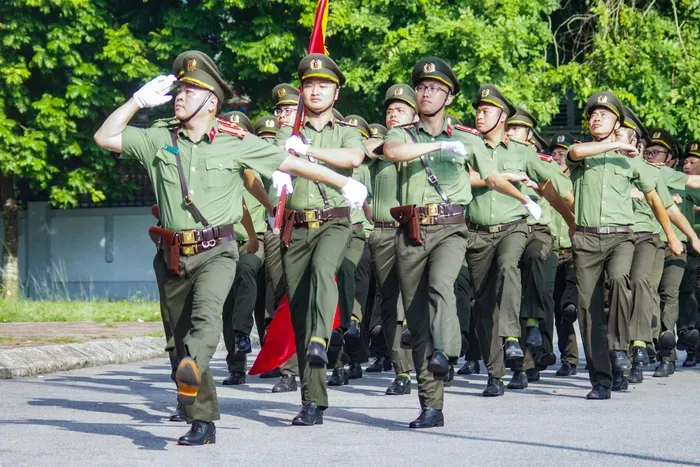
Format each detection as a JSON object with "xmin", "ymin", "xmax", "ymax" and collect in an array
[
  {"xmin": 216, "ymin": 118, "xmax": 248, "ymax": 138},
  {"xmin": 152, "ymin": 117, "xmax": 180, "ymax": 129},
  {"xmin": 538, "ymin": 153, "xmax": 554, "ymax": 163},
  {"xmin": 338, "ymin": 120, "xmax": 357, "ymax": 127},
  {"xmin": 454, "ymin": 124, "xmax": 480, "ymax": 136}
]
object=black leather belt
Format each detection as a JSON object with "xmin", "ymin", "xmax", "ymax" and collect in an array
[
  {"xmin": 374, "ymin": 221, "xmax": 399, "ymax": 228},
  {"xmin": 467, "ymin": 218, "xmax": 526, "ymax": 234},
  {"xmin": 576, "ymin": 226, "xmax": 633, "ymax": 235},
  {"xmin": 177, "ymin": 224, "xmax": 234, "ymax": 245},
  {"xmin": 559, "ymin": 248, "xmax": 571, "ymax": 255}
]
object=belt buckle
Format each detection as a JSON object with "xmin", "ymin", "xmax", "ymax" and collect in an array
[
  {"xmin": 181, "ymin": 230, "xmax": 196, "ymax": 245},
  {"xmin": 303, "ymin": 210, "xmax": 318, "ymax": 222},
  {"xmin": 600, "ymin": 227, "xmax": 610, "ymax": 234},
  {"xmin": 420, "ymin": 217, "xmax": 434, "ymax": 225},
  {"xmin": 181, "ymin": 245, "xmax": 196, "ymax": 256},
  {"xmin": 307, "ymin": 221, "xmax": 320, "ymax": 229},
  {"xmin": 426, "ymin": 204, "xmax": 439, "ymax": 217},
  {"xmin": 488, "ymin": 225, "xmax": 500, "ymax": 234}
]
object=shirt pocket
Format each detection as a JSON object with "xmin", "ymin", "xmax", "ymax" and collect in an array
[
  {"xmin": 430, "ymin": 151, "xmax": 465, "ymax": 185},
  {"xmin": 502, "ymin": 161, "xmax": 527, "ymax": 179},
  {"xmin": 611, "ymin": 165, "xmax": 633, "ymax": 195},
  {"xmin": 153, "ymin": 148, "xmax": 180, "ymax": 187},
  {"xmin": 205, "ymin": 156, "xmax": 236, "ymax": 189}
]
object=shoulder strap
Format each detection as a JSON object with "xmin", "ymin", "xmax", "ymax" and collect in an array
[
  {"xmin": 403, "ymin": 127, "xmax": 451, "ymax": 204},
  {"xmin": 167, "ymin": 130, "xmax": 210, "ymax": 227}
]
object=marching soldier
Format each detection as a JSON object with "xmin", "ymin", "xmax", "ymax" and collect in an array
[{"xmin": 93, "ymin": 50, "xmax": 367, "ymax": 443}]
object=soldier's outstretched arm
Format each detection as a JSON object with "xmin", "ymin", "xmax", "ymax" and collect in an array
[
  {"xmin": 667, "ymin": 204, "xmax": 700, "ymax": 254},
  {"xmin": 383, "ymin": 140, "xmax": 442, "ymax": 163},
  {"xmin": 243, "ymin": 169, "xmax": 274, "ymax": 215},
  {"xmin": 279, "ymin": 155, "xmax": 350, "ymax": 189},
  {"xmin": 568, "ymin": 141, "xmax": 637, "ymax": 161}
]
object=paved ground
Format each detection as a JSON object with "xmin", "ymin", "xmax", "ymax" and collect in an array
[
  {"xmin": 0, "ymin": 322, "xmax": 163, "ymax": 348},
  {"xmin": 2, "ymin": 349, "xmax": 699, "ymax": 467}
]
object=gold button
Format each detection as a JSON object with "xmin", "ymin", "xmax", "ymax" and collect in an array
[
  {"xmin": 191, "ymin": 167, "xmax": 196, "ymax": 172},
  {"xmin": 189, "ymin": 189, "xmax": 194, "ymax": 195},
  {"xmin": 187, "ymin": 213, "xmax": 192, "ymax": 219}
]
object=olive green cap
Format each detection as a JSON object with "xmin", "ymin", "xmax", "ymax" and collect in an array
[
  {"xmin": 549, "ymin": 132, "xmax": 577, "ymax": 151},
  {"xmin": 472, "ymin": 84, "xmax": 516, "ymax": 117},
  {"xmin": 297, "ymin": 53, "xmax": 345, "ymax": 86},
  {"xmin": 411, "ymin": 57, "xmax": 460, "ymax": 95},
  {"xmin": 345, "ymin": 114, "xmax": 371, "ymax": 138},
  {"xmin": 272, "ymin": 83, "xmax": 300, "ymax": 107},
  {"xmin": 584, "ymin": 91, "xmax": 624, "ymax": 124},
  {"xmin": 369, "ymin": 123, "xmax": 388, "ymax": 139},
  {"xmin": 648, "ymin": 128, "xmax": 680, "ymax": 159},
  {"xmin": 446, "ymin": 114, "xmax": 462, "ymax": 127},
  {"xmin": 172, "ymin": 50, "xmax": 233, "ymax": 104},
  {"xmin": 622, "ymin": 106, "xmax": 649, "ymax": 143},
  {"xmin": 530, "ymin": 129, "xmax": 548, "ymax": 152},
  {"xmin": 508, "ymin": 106, "xmax": 538, "ymax": 129},
  {"xmin": 332, "ymin": 108, "xmax": 344, "ymax": 121},
  {"xmin": 684, "ymin": 140, "xmax": 700, "ymax": 159},
  {"xmin": 254, "ymin": 115, "xmax": 279, "ymax": 137},
  {"xmin": 384, "ymin": 84, "xmax": 417, "ymax": 109},
  {"xmin": 221, "ymin": 111, "xmax": 254, "ymax": 132}
]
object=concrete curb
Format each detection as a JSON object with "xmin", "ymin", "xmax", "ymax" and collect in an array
[{"xmin": 0, "ymin": 333, "xmax": 260, "ymax": 379}]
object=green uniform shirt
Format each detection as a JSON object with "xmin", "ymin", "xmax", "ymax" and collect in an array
[
  {"xmin": 631, "ymin": 163, "xmax": 675, "ymax": 235},
  {"xmin": 274, "ymin": 120, "xmax": 367, "ymax": 210},
  {"xmin": 550, "ymin": 205, "xmax": 571, "ymax": 250},
  {"xmin": 369, "ymin": 154, "xmax": 400, "ymax": 223},
  {"xmin": 658, "ymin": 166, "xmax": 700, "ymax": 242},
  {"xmin": 384, "ymin": 120, "xmax": 494, "ymax": 208},
  {"xmin": 567, "ymin": 150, "xmax": 657, "ymax": 227},
  {"xmin": 522, "ymin": 158, "xmax": 572, "ymax": 227},
  {"xmin": 121, "ymin": 122, "xmax": 286, "ymax": 232},
  {"xmin": 351, "ymin": 159, "xmax": 374, "ymax": 233},
  {"xmin": 234, "ymin": 171, "xmax": 268, "ymax": 241},
  {"xmin": 468, "ymin": 140, "xmax": 567, "ymax": 226}
]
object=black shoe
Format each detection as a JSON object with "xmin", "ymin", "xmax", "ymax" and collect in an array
[
  {"xmin": 386, "ymin": 374, "xmax": 412, "ymax": 395},
  {"xmin": 327, "ymin": 367, "xmax": 349, "ymax": 386},
  {"xmin": 347, "ymin": 363, "xmax": 363, "ymax": 380},
  {"xmin": 504, "ymin": 340, "xmax": 524, "ymax": 360},
  {"xmin": 292, "ymin": 402, "xmax": 323, "ymax": 426},
  {"xmin": 234, "ymin": 333, "xmax": 252, "ymax": 355},
  {"xmin": 259, "ymin": 367, "xmax": 282, "ymax": 379},
  {"xmin": 169, "ymin": 403, "xmax": 186, "ymax": 422},
  {"xmin": 443, "ymin": 365, "xmax": 455, "ymax": 387},
  {"xmin": 482, "ymin": 377, "xmax": 505, "ymax": 397},
  {"xmin": 647, "ymin": 343, "xmax": 657, "ymax": 364},
  {"xmin": 400, "ymin": 326, "xmax": 412, "ymax": 348},
  {"xmin": 177, "ymin": 421, "xmax": 216, "ymax": 445},
  {"xmin": 408, "ymin": 408, "xmax": 444, "ymax": 429},
  {"xmin": 677, "ymin": 329, "xmax": 699, "ymax": 351},
  {"xmin": 345, "ymin": 320, "xmax": 361, "ymax": 341},
  {"xmin": 329, "ymin": 329, "xmax": 344, "ymax": 351},
  {"xmin": 525, "ymin": 368, "xmax": 540, "ymax": 382},
  {"xmin": 535, "ymin": 351, "xmax": 557, "ymax": 370},
  {"xmin": 175, "ymin": 357, "xmax": 201, "ymax": 406},
  {"xmin": 222, "ymin": 371, "xmax": 246, "ymax": 386},
  {"xmin": 366, "ymin": 356, "xmax": 391, "ymax": 373},
  {"xmin": 682, "ymin": 351, "xmax": 696, "ymax": 368},
  {"xmin": 658, "ymin": 330, "xmax": 676, "ymax": 358},
  {"xmin": 561, "ymin": 303, "xmax": 577, "ymax": 324},
  {"xmin": 556, "ymin": 361, "xmax": 577, "ymax": 377},
  {"xmin": 306, "ymin": 340, "xmax": 328, "ymax": 368},
  {"xmin": 427, "ymin": 350, "xmax": 450, "ymax": 378},
  {"xmin": 611, "ymin": 370, "xmax": 628, "ymax": 391},
  {"xmin": 507, "ymin": 371, "xmax": 528, "ymax": 389},
  {"xmin": 631, "ymin": 346, "xmax": 650, "ymax": 366},
  {"xmin": 458, "ymin": 360, "xmax": 480, "ymax": 375},
  {"xmin": 526, "ymin": 326, "xmax": 542, "ymax": 348},
  {"xmin": 610, "ymin": 350, "xmax": 631, "ymax": 372},
  {"xmin": 271, "ymin": 375, "xmax": 297, "ymax": 393},
  {"xmin": 586, "ymin": 384, "xmax": 611, "ymax": 400},
  {"xmin": 670, "ymin": 361, "xmax": 676, "ymax": 374},
  {"xmin": 628, "ymin": 363, "xmax": 644, "ymax": 384},
  {"xmin": 653, "ymin": 361, "xmax": 673, "ymax": 377}
]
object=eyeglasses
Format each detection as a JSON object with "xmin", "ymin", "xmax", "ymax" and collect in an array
[
  {"xmin": 415, "ymin": 84, "xmax": 449, "ymax": 95},
  {"xmin": 273, "ymin": 107, "xmax": 296, "ymax": 117},
  {"xmin": 645, "ymin": 150, "xmax": 669, "ymax": 159}
]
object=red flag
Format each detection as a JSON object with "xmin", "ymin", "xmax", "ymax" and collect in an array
[{"xmin": 308, "ymin": 0, "xmax": 329, "ymax": 55}]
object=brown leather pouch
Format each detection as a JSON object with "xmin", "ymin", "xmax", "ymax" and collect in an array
[
  {"xmin": 149, "ymin": 226, "xmax": 181, "ymax": 276},
  {"xmin": 151, "ymin": 204, "xmax": 160, "ymax": 220},
  {"xmin": 280, "ymin": 209, "xmax": 296, "ymax": 248},
  {"xmin": 390, "ymin": 205, "xmax": 423, "ymax": 246}
]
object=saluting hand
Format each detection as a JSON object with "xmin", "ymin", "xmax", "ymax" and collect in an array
[{"xmin": 133, "ymin": 75, "xmax": 177, "ymax": 108}]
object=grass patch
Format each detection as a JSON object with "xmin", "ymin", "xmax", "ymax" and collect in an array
[
  {"xmin": 0, "ymin": 300, "xmax": 161, "ymax": 323},
  {"xmin": 144, "ymin": 331, "xmax": 165, "ymax": 338}
]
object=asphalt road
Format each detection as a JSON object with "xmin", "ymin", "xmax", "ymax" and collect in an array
[{"xmin": 1, "ymin": 349, "xmax": 698, "ymax": 467}]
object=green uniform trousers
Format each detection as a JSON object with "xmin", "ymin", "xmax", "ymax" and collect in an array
[
  {"xmin": 223, "ymin": 238, "xmax": 265, "ymax": 373},
  {"xmin": 628, "ymin": 235, "xmax": 665, "ymax": 344},
  {"xmin": 573, "ymin": 231, "xmax": 634, "ymax": 389},
  {"xmin": 553, "ymin": 251, "xmax": 579, "ymax": 365},
  {"xmin": 654, "ymin": 246, "xmax": 687, "ymax": 362},
  {"xmin": 282, "ymin": 218, "xmax": 351, "ymax": 409},
  {"xmin": 154, "ymin": 241, "xmax": 239, "ymax": 423},
  {"xmin": 368, "ymin": 226, "xmax": 413, "ymax": 375},
  {"xmin": 520, "ymin": 226, "xmax": 555, "ymax": 321},
  {"xmin": 678, "ymin": 249, "xmax": 700, "ymax": 332},
  {"xmin": 153, "ymin": 252, "xmax": 178, "ymax": 381},
  {"xmin": 468, "ymin": 222, "xmax": 529, "ymax": 379},
  {"xmin": 455, "ymin": 262, "xmax": 474, "ymax": 340},
  {"xmin": 396, "ymin": 223, "xmax": 467, "ymax": 410}
]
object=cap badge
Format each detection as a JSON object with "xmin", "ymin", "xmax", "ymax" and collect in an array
[
  {"xmin": 691, "ymin": 143, "xmax": 698, "ymax": 151},
  {"xmin": 597, "ymin": 94, "xmax": 608, "ymax": 103},
  {"xmin": 394, "ymin": 87, "xmax": 404, "ymax": 96},
  {"xmin": 232, "ymin": 115, "xmax": 240, "ymax": 123},
  {"xmin": 310, "ymin": 59, "xmax": 322, "ymax": 70},
  {"xmin": 481, "ymin": 88, "xmax": 490, "ymax": 98},
  {"xmin": 653, "ymin": 131, "xmax": 661, "ymax": 139},
  {"xmin": 277, "ymin": 88, "xmax": 287, "ymax": 98},
  {"xmin": 557, "ymin": 135, "xmax": 565, "ymax": 143},
  {"xmin": 349, "ymin": 118, "xmax": 358, "ymax": 126},
  {"xmin": 370, "ymin": 127, "xmax": 377, "ymax": 135},
  {"xmin": 423, "ymin": 63, "xmax": 436, "ymax": 73},
  {"xmin": 187, "ymin": 59, "xmax": 197, "ymax": 72},
  {"xmin": 265, "ymin": 119, "xmax": 275, "ymax": 128}
]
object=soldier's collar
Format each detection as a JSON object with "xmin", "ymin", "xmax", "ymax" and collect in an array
[
  {"xmin": 482, "ymin": 134, "xmax": 510, "ymax": 149},
  {"xmin": 417, "ymin": 117, "xmax": 452, "ymax": 137},
  {"xmin": 176, "ymin": 125, "xmax": 218, "ymax": 143},
  {"xmin": 303, "ymin": 115, "xmax": 336, "ymax": 130}
]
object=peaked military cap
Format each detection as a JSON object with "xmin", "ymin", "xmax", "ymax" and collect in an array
[
  {"xmin": 446, "ymin": 114, "xmax": 462, "ymax": 126},
  {"xmin": 221, "ymin": 111, "xmax": 254, "ymax": 133},
  {"xmin": 472, "ymin": 84, "xmax": 516, "ymax": 117},
  {"xmin": 172, "ymin": 50, "xmax": 234, "ymax": 104},
  {"xmin": 411, "ymin": 57, "xmax": 460, "ymax": 95},
  {"xmin": 622, "ymin": 106, "xmax": 649, "ymax": 142},
  {"xmin": 369, "ymin": 123, "xmax": 388, "ymax": 139},
  {"xmin": 272, "ymin": 83, "xmax": 300, "ymax": 107},
  {"xmin": 584, "ymin": 91, "xmax": 624, "ymax": 124},
  {"xmin": 508, "ymin": 106, "xmax": 538, "ymax": 128},
  {"xmin": 648, "ymin": 128, "xmax": 680, "ymax": 159},
  {"xmin": 530, "ymin": 129, "xmax": 548, "ymax": 152},
  {"xmin": 685, "ymin": 140, "xmax": 700, "ymax": 159},
  {"xmin": 298, "ymin": 54, "xmax": 345, "ymax": 86},
  {"xmin": 384, "ymin": 84, "xmax": 417, "ymax": 109},
  {"xmin": 549, "ymin": 132, "xmax": 577, "ymax": 151},
  {"xmin": 332, "ymin": 108, "xmax": 344, "ymax": 122},
  {"xmin": 254, "ymin": 115, "xmax": 279, "ymax": 137},
  {"xmin": 345, "ymin": 114, "xmax": 371, "ymax": 138}
]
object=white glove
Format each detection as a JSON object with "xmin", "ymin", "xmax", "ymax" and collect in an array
[
  {"xmin": 524, "ymin": 199, "xmax": 542, "ymax": 220},
  {"xmin": 341, "ymin": 178, "xmax": 368, "ymax": 209},
  {"xmin": 271, "ymin": 170, "xmax": 294, "ymax": 197},
  {"xmin": 285, "ymin": 135, "xmax": 310, "ymax": 156},
  {"xmin": 440, "ymin": 141, "xmax": 467, "ymax": 156},
  {"xmin": 133, "ymin": 75, "xmax": 177, "ymax": 109}
]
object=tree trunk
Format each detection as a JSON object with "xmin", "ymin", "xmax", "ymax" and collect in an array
[{"xmin": 1, "ymin": 174, "xmax": 19, "ymax": 300}]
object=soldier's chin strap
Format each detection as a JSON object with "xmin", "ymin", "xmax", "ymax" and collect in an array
[
  {"xmin": 178, "ymin": 91, "xmax": 213, "ymax": 124},
  {"xmin": 305, "ymin": 102, "xmax": 336, "ymax": 119},
  {"xmin": 480, "ymin": 109, "xmax": 504, "ymax": 136},
  {"xmin": 592, "ymin": 116, "xmax": 618, "ymax": 143},
  {"xmin": 422, "ymin": 92, "xmax": 451, "ymax": 118}
]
